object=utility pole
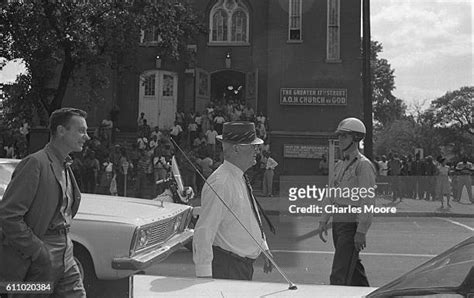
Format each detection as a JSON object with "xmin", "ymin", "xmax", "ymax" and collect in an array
[{"xmin": 362, "ymin": 0, "xmax": 373, "ymax": 160}]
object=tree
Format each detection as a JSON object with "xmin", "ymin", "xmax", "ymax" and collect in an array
[
  {"xmin": 374, "ymin": 119, "xmax": 419, "ymax": 157},
  {"xmin": 375, "ymin": 96, "xmax": 473, "ymax": 160},
  {"xmin": 369, "ymin": 40, "xmax": 407, "ymax": 127},
  {"xmin": 430, "ymin": 86, "xmax": 473, "ymax": 136},
  {"xmin": 0, "ymin": 0, "xmax": 206, "ymax": 125}
]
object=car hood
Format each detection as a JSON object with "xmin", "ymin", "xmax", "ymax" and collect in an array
[
  {"xmin": 75, "ymin": 194, "xmax": 191, "ymax": 227},
  {"xmin": 131, "ymin": 275, "xmax": 378, "ymax": 297}
]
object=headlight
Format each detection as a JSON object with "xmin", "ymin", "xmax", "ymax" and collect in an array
[{"xmin": 136, "ymin": 229, "xmax": 149, "ymax": 250}]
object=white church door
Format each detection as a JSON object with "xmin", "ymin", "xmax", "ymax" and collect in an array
[{"xmin": 139, "ymin": 70, "xmax": 178, "ymax": 130}]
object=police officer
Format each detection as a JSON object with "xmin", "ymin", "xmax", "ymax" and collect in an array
[{"xmin": 316, "ymin": 117, "xmax": 376, "ymax": 286}]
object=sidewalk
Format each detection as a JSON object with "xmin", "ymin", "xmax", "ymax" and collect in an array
[
  {"xmin": 255, "ymin": 193, "xmax": 474, "ymax": 217},
  {"xmin": 190, "ymin": 193, "xmax": 474, "ymax": 218}
]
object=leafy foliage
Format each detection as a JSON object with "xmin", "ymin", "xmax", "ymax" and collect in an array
[
  {"xmin": 0, "ymin": 0, "xmax": 206, "ymax": 125},
  {"xmin": 430, "ymin": 86, "xmax": 473, "ymax": 136},
  {"xmin": 370, "ymin": 40, "xmax": 407, "ymax": 127},
  {"xmin": 374, "ymin": 87, "xmax": 473, "ymax": 159}
]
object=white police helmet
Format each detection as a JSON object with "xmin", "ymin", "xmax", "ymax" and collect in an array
[{"xmin": 335, "ymin": 117, "xmax": 366, "ymax": 141}]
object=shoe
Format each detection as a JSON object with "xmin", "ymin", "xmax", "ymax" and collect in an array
[{"xmin": 447, "ymin": 203, "xmax": 452, "ymax": 208}]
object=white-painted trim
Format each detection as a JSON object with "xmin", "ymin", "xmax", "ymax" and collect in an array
[
  {"xmin": 288, "ymin": 0, "xmax": 303, "ymax": 41},
  {"xmin": 439, "ymin": 218, "xmax": 474, "ymax": 232},
  {"xmin": 326, "ymin": 0, "xmax": 341, "ymax": 61}
]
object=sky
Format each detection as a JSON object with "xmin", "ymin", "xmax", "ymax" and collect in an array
[
  {"xmin": 371, "ymin": 0, "xmax": 473, "ymax": 111},
  {"xmin": 1, "ymin": 0, "xmax": 472, "ymax": 112}
]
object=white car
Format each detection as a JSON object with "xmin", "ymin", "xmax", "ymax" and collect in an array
[
  {"xmin": 130, "ymin": 236, "xmax": 474, "ymax": 297},
  {"xmin": 0, "ymin": 158, "xmax": 194, "ymax": 294}
]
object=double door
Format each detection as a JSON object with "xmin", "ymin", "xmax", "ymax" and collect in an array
[{"xmin": 138, "ymin": 70, "xmax": 178, "ymax": 130}]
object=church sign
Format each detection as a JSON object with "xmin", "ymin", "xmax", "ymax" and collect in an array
[
  {"xmin": 280, "ymin": 88, "xmax": 347, "ymax": 105},
  {"xmin": 284, "ymin": 144, "xmax": 328, "ymax": 159}
]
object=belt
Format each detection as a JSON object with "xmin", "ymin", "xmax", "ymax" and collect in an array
[
  {"xmin": 44, "ymin": 225, "xmax": 70, "ymax": 236},
  {"xmin": 212, "ymin": 246, "xmax": 256, "ymax": 265}
]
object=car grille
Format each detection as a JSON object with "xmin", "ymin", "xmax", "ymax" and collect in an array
[{"xmin": 146, "ymin": 216, "xmax": 177, "ymax": 247}]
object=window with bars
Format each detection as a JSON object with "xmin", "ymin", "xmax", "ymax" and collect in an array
[
  {"xmin": 209, "ymin": 0, "xmax": 249, "ymax": 44},
  {"xmin": 144, "ymin": 74, "xmax": 156, "ymax": 96},
  {"xmin": 289, "ymin": 0, "xmax": 302, "ymax": 41},
  {"xmin": 327, "ymin": 0, "xmax": 341, "ymax": 61}
]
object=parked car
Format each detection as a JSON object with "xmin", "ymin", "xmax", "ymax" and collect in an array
[
  {"xmin": 131, "ymin": 236, "xmax": 474, "ymax": 297},
  {"xmin": 0, "ymin": 158, "xmax": 194, "ymax": 295}
]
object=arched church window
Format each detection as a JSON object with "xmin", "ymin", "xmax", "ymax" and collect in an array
[
  {"xmin": 209, "ymin": 0, "xmax": 250, "ymax": 44},
  {"xmin": 231, "ymin": 10, "xmax": 247, "ymax": 42},
  {"xmin": 212, "ymin": 9, "xmax": 228, "ymax": 41}
]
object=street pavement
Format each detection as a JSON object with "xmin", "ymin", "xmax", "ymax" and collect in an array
[
  {"xmin": 145, "ymin": 215, "xmax": 473, "ymax": 285},
  {"xmin": 92, "ymin": 188, "xmax": 473, "ymax": 297},
  {"xmin": 93, "ymin": 215, "xmax": 474, "ymax": 297}
]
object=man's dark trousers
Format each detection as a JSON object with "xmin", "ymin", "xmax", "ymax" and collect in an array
[
  {"xmin": 330, "ymin": 219, "xmax": 370, "ymax": 286},
  {"xmin": 212, "ymin": 246, "xmax": 254, "ymax": 280},
  {"xmin": 23, "ymin": 233, "xmax": 86, "ymax": 298}
]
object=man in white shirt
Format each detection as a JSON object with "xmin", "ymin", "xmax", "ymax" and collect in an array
[
  {"xmin": 193, "ymin": 121, "xmax": 274, "ymax": 280},
  {"xmin": 151, "ymin": 126, "xmax": 163, "ymax": 141},
  {"xmin": 19, "ymin": 122, "xmax": 31, "ymax": 149},
  {"xmin": 137, "ymin": 112, "xmax": 146, "ymax": 126},
  {"xmin": 455, "ymin": 156, "xmax": 473, "ymax": 203},
  {"xmin": 262, "ymin": 151, "xmax": 278, "ymax": 197},
  {"xmin": 137, "ymin": 135, "xmax": 148, "ymax": 150},
  {"xmin": 170, "ymin": 121, "xmax": 183, "ymax": 145},
  {"xmin": 205, "ymin": 126, "xmax": 218, "ymax": 158}
]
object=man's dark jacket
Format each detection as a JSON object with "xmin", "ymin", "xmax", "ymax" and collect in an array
[{"xmin": 0, "ymin": 147, "xmax": 81, "ymax": 281}]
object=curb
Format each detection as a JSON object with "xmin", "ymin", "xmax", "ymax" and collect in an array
[
  {"xmin": 264, "ymin": 210, "xmax": 474, "ymax": 218},
  {"xmin": 258, "ymin": 197, "xmax": 474, "ymax": 218}
]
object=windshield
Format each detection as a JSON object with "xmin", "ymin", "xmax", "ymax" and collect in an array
[{"xmin": 368, "ymin": 238, "xmax": 474, "ymax": 296}]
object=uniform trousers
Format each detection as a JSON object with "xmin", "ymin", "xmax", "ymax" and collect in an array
[
  {"xmin": 330, "ymin": 215, "xmax": 370, "ymax": 287},
  {"xmin": 455, "ymin": 176, "xmax": 473, "ymax": 202},
  {"xmin": 212, "ymin": 246, "xmax": 255, "ymax": 280}
]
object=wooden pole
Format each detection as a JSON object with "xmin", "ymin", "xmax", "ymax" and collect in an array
[{"xmin": 362, "ymin": 0, "xmax": 373, "ymax": 160}]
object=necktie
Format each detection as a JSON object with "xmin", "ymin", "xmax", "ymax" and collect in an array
[
  {"xmin": 64, "ymin": 157, "xmax": 74, "ymax": 212},
  {"xmin": 243, "ymin": 174, "xmax": 276, "ymax": 236}
]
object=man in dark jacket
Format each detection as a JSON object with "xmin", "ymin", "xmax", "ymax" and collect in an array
[{"xmin": 0, "ymin": 108, "xmax": 89, "ymax": 297}]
